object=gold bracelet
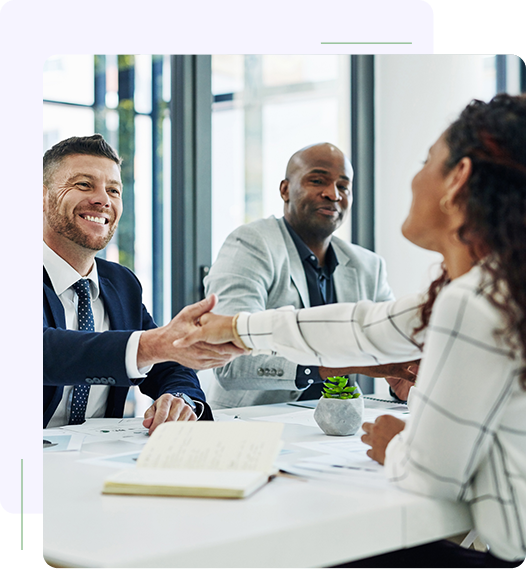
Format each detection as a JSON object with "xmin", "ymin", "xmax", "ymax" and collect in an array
[{"xmin": 232, "ymin": 313, "xmax": 252, "ymax": 352}]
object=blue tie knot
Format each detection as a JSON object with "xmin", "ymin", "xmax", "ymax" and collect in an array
[{"xmin": 72, "ymin": 278, "xmax": 91, "ymax": 300}]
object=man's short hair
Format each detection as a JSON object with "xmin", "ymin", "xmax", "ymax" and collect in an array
[{"xmin": 43, "ymin": 134, "xmax": 122, "ymax": 187}]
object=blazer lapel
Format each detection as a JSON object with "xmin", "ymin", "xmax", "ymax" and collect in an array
[
  {"xmin": 98, "ymin": 275, "xmax": 125, "ymax": 330},
  {"xmin": 332, "ymin": 242, "xmax": 360, "ymax": 302},
  {"xmin": 43, "ymin": 268, "xmax": 67, "ymax": 328},
  {"xmin": 276, "ymin": 217, "xmax": 310, "ymax": 308}
]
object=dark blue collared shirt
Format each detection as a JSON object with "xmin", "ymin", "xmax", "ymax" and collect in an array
[{"xmin": 284, "ymin": 219, "xmax": 339, "ymax": 394}]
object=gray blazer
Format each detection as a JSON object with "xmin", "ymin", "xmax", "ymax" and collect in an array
[{"xmin": 204, "ymin": 216, "xmax": 394, "ymax": 408}]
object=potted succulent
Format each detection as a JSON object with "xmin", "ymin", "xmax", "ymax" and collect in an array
[{"xmin": 313, "ymin": 376, "xmax": 364, "ymax": 436}]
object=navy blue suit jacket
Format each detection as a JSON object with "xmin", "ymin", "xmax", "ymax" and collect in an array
[{"xmin": 43, "ymin": 258, "xmax": 211, "ymax": 427}]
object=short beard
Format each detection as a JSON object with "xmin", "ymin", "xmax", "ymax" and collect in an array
[
  {"xmin": 46, "ymin": 192, "xmax": 117, "ymax": 251},
  {"xmin": 301, "ymin": 212, "xmax": 343, "ymax": 242}
]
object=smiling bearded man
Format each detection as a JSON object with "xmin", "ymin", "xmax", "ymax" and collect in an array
[
  {"xmin": 44, "ymin": 153, "xmax": 121, "ymax": 253},
  {"xmin": 43, "ymin": 134, "xmax": 243, "ymax": 431}
]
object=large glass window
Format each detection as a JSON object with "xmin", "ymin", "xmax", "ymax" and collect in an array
[{"xmin": 43, "ymin": 55, "xmax": 170, "ymax": 326}]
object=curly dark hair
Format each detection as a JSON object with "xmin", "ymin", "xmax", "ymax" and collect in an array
[{"xmin": 414, "ymin": 94, "xmax": 526, "ymax": 388}]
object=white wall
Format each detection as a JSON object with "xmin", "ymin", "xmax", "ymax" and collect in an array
[{"xmin": 374, "ymin": 55, "xmax": 493, "ymax": 297}]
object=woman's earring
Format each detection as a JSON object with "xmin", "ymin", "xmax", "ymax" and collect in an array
[{"xmin": 439, "ymin": 195, "xmax": 454, "ymax": 214}]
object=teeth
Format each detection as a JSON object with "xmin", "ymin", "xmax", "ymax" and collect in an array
[{"xmin": 84, "ymin": 215, "xmax": 106, "ymax": 225}]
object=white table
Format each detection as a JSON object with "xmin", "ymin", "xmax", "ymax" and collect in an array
[{"xmin": 44, "ymin": 401, "xmax": 472, "ymax": 568}]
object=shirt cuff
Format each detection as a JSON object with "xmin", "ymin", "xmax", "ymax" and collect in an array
[
  {"xmin": 126, "ymin": 331, "xmax": 153, "ymax": 379},
  {"xmin": 236, "ymin": 310, "xmax": 278, "ymax": 353},
  {"xmin": 295, "ymin": 365, "xmax": 322, "ymax": 390},
  {"xmin": 193, "ymin": 400, "xmax": 205, "ymax": 420}
]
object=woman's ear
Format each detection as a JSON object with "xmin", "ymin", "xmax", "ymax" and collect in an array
[{"xmin": 446, "ymin": 156, "xmax": 472, "ymax": 202}]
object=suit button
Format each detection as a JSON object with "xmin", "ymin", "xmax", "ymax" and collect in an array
[
  {"xmin": 270, "ymin": 369, "xmax": 276, "ymax": 376},
  {"xmin": 85, "ymin": 378, "xmax": 92, "ymax": 384},
  {"xmin": 304, "ymin": 368, "xmax": 311, "ymax": 375},
  {"xmin": 264, "ymin": 368, "xmax": 270, "ymax": 376},
  {"xmin": 92, "ymin": 377, "xmax": 101, "ymax": 384},
  {"xmin": 107, "ymin": 377, "xmax": 116, "ymax": 385},
  {"xmin": 100, "ymin": 377, "xmax": 108, "ymax": 385},
  {"xmin": 257, "ymin": 368, "xmax": 264, "ymax": 376},
  {"xmin": 277, "ymin": 370, "xmax": 284, "ymax": 377}
]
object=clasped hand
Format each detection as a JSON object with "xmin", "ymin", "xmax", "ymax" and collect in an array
[{"xmin": 138, "ymin": 294, "xmax": 245, "ymax": 370}]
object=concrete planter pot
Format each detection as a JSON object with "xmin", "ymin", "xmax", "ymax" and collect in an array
[{"xmin": 313, "ymin": 396, "xmax": 364, "ymax": 436}]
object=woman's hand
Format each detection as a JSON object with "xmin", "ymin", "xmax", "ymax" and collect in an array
[
  {"xmin": 171, "ymin": 309, "xmax": 248, "ymax": 352},
  {"xmin": 361, "ymin": 415, "xmax": 406, "ymax": 465}
]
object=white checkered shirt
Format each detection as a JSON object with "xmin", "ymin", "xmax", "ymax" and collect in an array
[{"xmin": 238, "ymin": 264, "xmax": 526, "ymax": 561}]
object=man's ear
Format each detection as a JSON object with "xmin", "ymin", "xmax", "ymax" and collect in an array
[{"xmin": 279, "ymin": 179, "xmax": 289, "ymax": 203}]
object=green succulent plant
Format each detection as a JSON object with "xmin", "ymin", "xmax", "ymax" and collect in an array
[{"xmin": 322, "ymin": 376, "xmax": 361, "ymax": 400}]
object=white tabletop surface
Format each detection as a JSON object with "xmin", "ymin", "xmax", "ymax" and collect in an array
[{"xmin": 44, "ymin": 400, "xmax": 472, "ymax": 568}]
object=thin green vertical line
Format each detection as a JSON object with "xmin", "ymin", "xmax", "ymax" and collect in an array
[{"xmin": 21, "ymin": 458, "xmax": 23, "ymax": 550}]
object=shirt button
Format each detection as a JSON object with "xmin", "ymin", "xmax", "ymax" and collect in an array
[
  {"xmin": 308, "ymin": 379, "xmax": 314, "ymax": 384},
  {"xmin": 310, "ymin": 255, "xmax": 316, "ymax": 261},
  {"xmin": 304, "ymin": 368, "xmax": 311, "ymax": 375}
]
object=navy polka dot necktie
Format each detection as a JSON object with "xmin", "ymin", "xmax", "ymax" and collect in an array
[{"xmin": 69, "ymin": 279, "xmax": 95, "ymax": 425}]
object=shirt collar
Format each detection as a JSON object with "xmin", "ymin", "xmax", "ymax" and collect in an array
[{"xmin": 43, "ymin": 241, "xmax": 100, "ymax": 300}]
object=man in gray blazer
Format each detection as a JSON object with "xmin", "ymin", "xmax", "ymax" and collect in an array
[{"xmin": 204, "ymin": 142, "xmax": 398, "ymax": 408}]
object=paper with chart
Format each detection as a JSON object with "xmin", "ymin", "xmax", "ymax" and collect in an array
[
  {"xmin": 60, "ymin": 417, "xmax": 149, "ymax": 443},
  {"xmin": 43, "ymin": 429, "xmax": 85, "ymax": 452}
]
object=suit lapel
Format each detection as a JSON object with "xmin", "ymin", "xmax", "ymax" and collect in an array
[
  {"xmin": 98, "ymin": 274, "xmax": 125, "ymax": 330},
  {"xmin": 332, "ymin": 242, "xmax": 360, "ymax": 302},
  {"xmin": 43, "ymin": 268, "xmax": 67, "ymax": 328},
  {"xmin": 276, "ymin": 218, "xmax": 310, "ymax": 308}
]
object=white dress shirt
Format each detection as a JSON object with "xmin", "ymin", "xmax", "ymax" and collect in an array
[
  {"xmin": 238, "ymin": 264, "xmax": 526, "ymax": 562},
  {"xmin": 44, "ymin": 242, "xmax": 150, "ymax": 427}
]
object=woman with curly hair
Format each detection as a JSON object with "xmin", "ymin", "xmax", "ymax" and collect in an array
[{"xmin": 176, "ymin": 94, "xmax": 526, "ymax": 567}]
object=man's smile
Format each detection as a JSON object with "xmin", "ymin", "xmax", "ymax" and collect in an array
[
  {"xmin": 79, "ymin": 214, "xmax": 109, "ymax": 225},
  {"xmin": 316, "ymin": 206, "xmax": 340, "ymax": 217}
]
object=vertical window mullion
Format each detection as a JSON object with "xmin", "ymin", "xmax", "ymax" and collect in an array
[
  {"xmin": 117, "ymin": 55, "xmax": 136, "ymax": 271},
  {"xmin": 152, "ymin": 55, "xmax": 164, "ymax": 324}
]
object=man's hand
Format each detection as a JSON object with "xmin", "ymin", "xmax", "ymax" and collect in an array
[
  {"xmin": 171, "ymin": 311, "xmax": 247, "ymax": 350},
  {"xmin": 361, "ymin": 415, "xmax": 406, "ymax": 465},
  {"xmin": 385, "ymin": 376, "xmax": 414, "ymax": 401},
  {"xmin": 142, "ymin": 393, "xmax": 197, "ymax": 435},
  {"xmin": 138, "ymin": 295, "xmax": 245, "ymax": 370},
  {"xmin": 319, "ymin": 360, "xmax": 420, "ymax": 382}
]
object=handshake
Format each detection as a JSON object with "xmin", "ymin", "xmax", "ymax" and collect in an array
[{"xmin": 139, "ymin": 294, "xmax": 419, "ymax": 402}]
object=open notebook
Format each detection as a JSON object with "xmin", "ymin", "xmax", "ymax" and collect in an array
[{"xmin": 103, "ymin": 421, "xmax": 284, "ymax": 499}]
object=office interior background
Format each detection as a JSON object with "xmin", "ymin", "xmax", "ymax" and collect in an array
[{"xmin": 43, "ymin": 54, "xmax": 526, "ymax": 414}]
